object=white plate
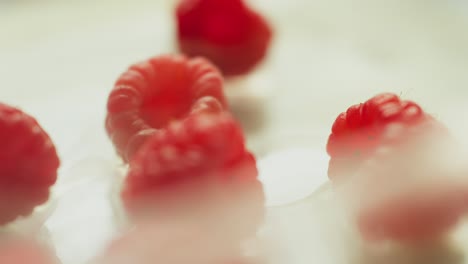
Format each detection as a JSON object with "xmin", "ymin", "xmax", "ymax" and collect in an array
[{"xmin": 2, "ymin": 1, "xmax": 468, "ymax": 263}]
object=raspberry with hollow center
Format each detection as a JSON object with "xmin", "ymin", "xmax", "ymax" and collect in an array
[
  {"xmin": 0, "ymin": 103, "xmax": 59, "ymax": 225},
  {"xmin": 105, "ymin": 54, "xmax": 227, "ymax": 161},
  {"xmin": 176, "ymin": 0, "xmax": 273, "ymax": 76}
]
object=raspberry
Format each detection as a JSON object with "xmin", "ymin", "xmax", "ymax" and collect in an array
[
  {"xmin": 122, "ymin": 112, "xmax": 264, "ymax": 239},
  {"xmin": 0, "ymin": 238, "xmax": 59, "ymax": 264},
  {"xmin": 328, "ymin": 95, "xmax": 468, "ymax": 242},
  {"xmin": 0, "ymin": 103, "xmax": 59, "ymax": 225},
  {"xmin": 326, "ymin": 93, "xmax": 428, "ymax": 180},
  {"xmin": 176, "ymin": 0, "xmax": 273, "ymax": 76},
  {"xmin": 357, "ymin": 185, "xmax": 468, "ymax": 242},
  {"xmin": 350, "ymin": 132, "xmax": 468, "ymax": 242},
  {"xmin": 105, "ymin": 54, "xmax": 227, "ymax": 161}
]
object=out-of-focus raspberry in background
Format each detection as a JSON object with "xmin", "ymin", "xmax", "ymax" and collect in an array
[{"xmin": 1, "ymin": 1, "xmax": 468, "ymax": 264}]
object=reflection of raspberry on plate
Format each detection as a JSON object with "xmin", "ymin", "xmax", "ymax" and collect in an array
[
  {"xmin": 176, "ymin": 0, "xmax": 273, "ymax": 77},
  {"xmin": 105, "ymin": 54, "xmax": 227, "ymax": 161},
  {"xmin": 0, "ymin": 238, "xmax": 59, "ymax": 264},
  {"xmin": 122, "ymin": 112, "xmax": 264, "ymax": 239},
  {"xmin": 327, "ymin": 93, "xmax": 468, "ymax": 242},
  {"xmin": 0, "ymin": 103, "xmax": 59, "ymax": 225}
]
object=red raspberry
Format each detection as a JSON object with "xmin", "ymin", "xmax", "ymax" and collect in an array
[
  {"xmin": 350, "ymin": 130, "xmax": 468, "ymax": 242},
  {"xmin": 122, "ymin": 112, "xmax": 264, "ymax": 239},
  {"xmin": 0, "ymin": 238, "xmax": 59, "ymax": 264},
  {"xmin": 105, "ymin": 54, "xmax": 227, "ymax": 161},
  {"xmin": 176, "ymin": 0, "xmax": 273, "ymax": 77},
  {"xmin": 328, "ymin": 94, "xmax": 468, "ymax": 242},
  {"xmin": 0, "ymin": 103, "xmax": 59, "ymax": 225},
  {"xmin": 357, "ymin": 184, "xmax": 468, "ymax": 242},
  {"xmin": 326, "ymin": 93, "xmax": 428, "ymax": 180}
]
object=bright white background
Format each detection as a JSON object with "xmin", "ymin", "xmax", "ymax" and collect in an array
[{"xmin": 1, "ymin": 1, "xmax": 468, "ymax": 263}]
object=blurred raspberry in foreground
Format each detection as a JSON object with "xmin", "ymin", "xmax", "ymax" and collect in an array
[
  {"xmin": 351, "ymin": 125, "xmax": 468, "ymax": 242},
  {"xmin": 0, "ymin": 238, "xmax": 59, "ymax": 264},
  {"xmin": 99, "ymin": 222, "xmax": 263, "ymax": 264},
  {"xmin": 328, "ymin": 93, "xmax": 468, "ymax": 242},
  {"xmin": 122, "ymin": 112, "xmax": 265, "ymax": 240},
  {"xmin": 176, "ymin": 0, "xmax": 273, "ymax": 77}
]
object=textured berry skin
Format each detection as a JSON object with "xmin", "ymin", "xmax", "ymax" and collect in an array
[
  {"xmin": 122, "ymin": 112, "xmax": 264, "ymax": 239},
  {"xmin": 326, "ymin": 93, "xmax": 428, "ymax": 180},
  {"xmin": 105, "ymin": 54, "xmax": 227, "ymax": 161},
  {"xmin": 0, "ymin": 103, "xmax": 59, "ymax": 225},
  {"xmin": 0, "ymin": 239, "xmax": 59, "ymax": 264},
  {"xmin": 176, "ymin": 0, "xmax": 273, "ymax": 76}
]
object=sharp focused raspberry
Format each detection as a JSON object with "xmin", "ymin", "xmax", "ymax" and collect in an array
[
  {"xmin": 326, "ymin": 93, "xmax": 428, "ymax": 180},
  {"xmin": 0, "ymin": 238, "xmax": 59, "ymax": 264},
  {"xmin": 122, "ymin": 112, "xmax": 264, "ymax": 239},
  {"xmin": 0, "ymin": 103, "xmax": 59, "ymax": 225},
  {"xmin": 176, "ymin": 0, "xmax": 273, "ymax": 76},
  {"xmin": 105, "ymin": 54, "xmax": 227, "ymax": 161}
]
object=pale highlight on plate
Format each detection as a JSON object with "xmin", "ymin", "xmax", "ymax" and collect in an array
[{"xmin": 258, "ymin": 147, "xmax": 329, "ymax": 206}]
